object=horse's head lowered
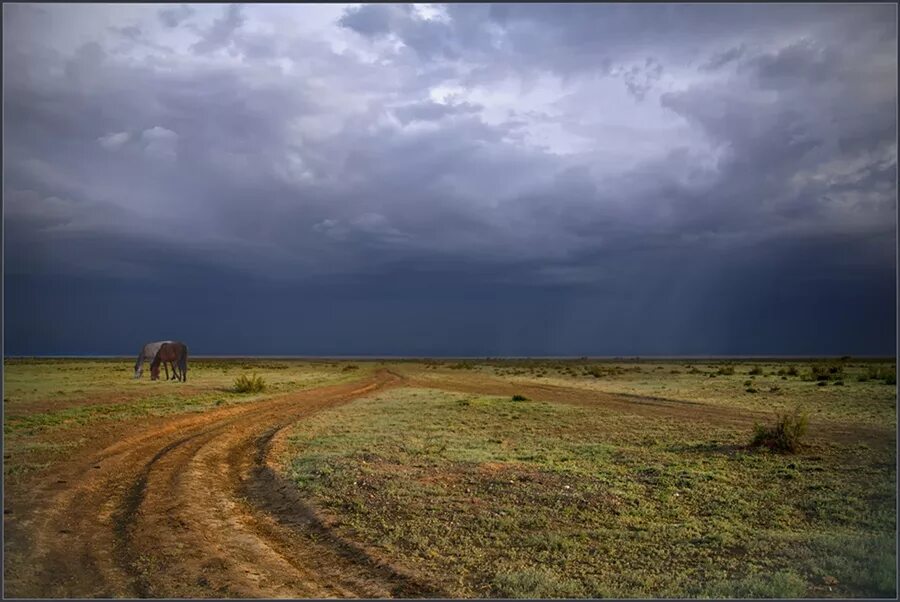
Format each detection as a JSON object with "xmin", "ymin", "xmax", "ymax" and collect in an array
[{"xmin": 150, "ymin": 363, "xmax": 160, "ymax": 381}]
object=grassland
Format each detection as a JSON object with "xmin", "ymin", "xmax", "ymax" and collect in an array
[
  {"xmin": 2, "ymin": 357, "xmax": 896, "ymax": 598},
  {"xmin": 280, "ymin": 358, "xmax": 896, "ymax": 598},
  {"xmin": 3, "ymin": 358, "xmax": 372, "ymax": 478}
]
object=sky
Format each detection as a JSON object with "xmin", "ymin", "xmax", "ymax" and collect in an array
[{"xmin": 3, "ymin": 3, "xmax": 897, "ymax": 356}]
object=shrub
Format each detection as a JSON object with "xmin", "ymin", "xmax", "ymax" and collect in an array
[
  {"xmin": 745, "ymin": 387, "xmax": 758, "ymax": 393},
  {"xmin": 512, "ymin": 394, "xmax": 528, "ymax": 401},
  {"xmin": 810, "ymin": 362, "xmax": 843, "ymax": 381},
  {"xmin": 717, "ymin": 365, "xmax": 735, "ymax": 376},
  {"xmin": 786, "ymin": 365, "xmax": 799, "ymax": 376},
  {"xmin": 586, "ymin": 367, "xmax": 604, "ymax": 378},
  {"xmin": 862, "ymin": 365, "xmax": 896, "ymax": 383},
  {"xmin": 833, "ymin": 380, "xmax": 844, "ymax": 386},
  {"xmin": 233, "ymin": 373, "xmax": 266, "ymax": 393},
  {"xmin": 748, "ymin": 366, "xmax": 763, "ymax": 375},
  {"xmin": 750, "ymin": 410, "xmax": 809, "ymax": 453},
  {"xmin": 341, "ymin": 364, "xmax": 359, "ymax": 372}
]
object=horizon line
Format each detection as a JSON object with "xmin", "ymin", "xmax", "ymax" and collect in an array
[{"xmin": 3, "ymin": 354, "xmax": 896, "ymax": 361}]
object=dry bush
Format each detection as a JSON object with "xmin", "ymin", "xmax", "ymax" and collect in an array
[{"xmin": 750, "ymin": 410, "xmax": 809, "ymax": 453}]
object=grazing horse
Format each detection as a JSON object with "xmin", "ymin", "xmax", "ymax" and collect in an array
[
  {"xmin": 150, "ymin": 342, "xmax": 189, "ymax": 382},
  {"xmin": 133, "ymin": 340, "xmax": 176, "ymax": 379}
]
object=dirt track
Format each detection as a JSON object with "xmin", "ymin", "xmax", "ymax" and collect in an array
[
  {"xmin": 4, "ymin": 370, "xmax": 443, "ymax": 598},
  {"xmin": 4, "ymin": 369, "xmax": 893, "ymax": 598}
]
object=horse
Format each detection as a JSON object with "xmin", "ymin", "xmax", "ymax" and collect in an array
[
  {"xmin": 150, "ymin": 342, "xmax": 189, "ymax": 382},
  {"xmin": 133, "ymin": 340, "xmax": 177, "ymax": 379}
]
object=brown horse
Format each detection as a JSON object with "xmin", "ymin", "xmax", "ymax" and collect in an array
[{"xmin": 150, "ymin": 341, "xmax": 189, "ymax": 382}]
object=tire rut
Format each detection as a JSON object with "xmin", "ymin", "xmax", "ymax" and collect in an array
[{"xmin": 5, "ymin": 370, "xmax": 442, "ymax": 599}]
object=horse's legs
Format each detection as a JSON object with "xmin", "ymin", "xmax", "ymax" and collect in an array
[
  {"xmin": 171, "ymin": 361, "xmax": 181, "ymax": 381},
  {"xmin": 164, "ymin": 363, "xmax": 170, "ymax": 380}
]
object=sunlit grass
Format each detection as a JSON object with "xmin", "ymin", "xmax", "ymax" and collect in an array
[{"xmin": 282, "ymin": 378, "xmax": 895, "ymax": 598}]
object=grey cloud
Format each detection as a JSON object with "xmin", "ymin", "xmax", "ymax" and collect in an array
[
  {"xmin": 744, "ymin": 38, "xmax": 840, "ymax": 87},
  {"xmin": 701, "ymin": 44, "xmax": 746, "ymax": 71},
  {"xmin": 617, "ymin": 58, "xmax": 663, "ymax": 101},
  {"xmin": 111, "ymin": 25, "xmax": 142, "ymax": 41},
  {"xmin": 191, "ymin": 4, "xmax": 245, "ymax": 54},
  {"xmin": 98, "ymin": 131, "xmax": 131, "ymax": 151},
  {"xmin": 338, "ymin": 4, "xmax": 411, "ymax": 37},
  {"xmin": 4, "ymin": 3, "xmax": 896, "ymax": 289},
  {"xmin": 392, "ymin": 100, "xmax": 482, "ymax": 124},
  {"xmin": 159, "ymin": 4, "xmax": 195, "ymax": 28}
]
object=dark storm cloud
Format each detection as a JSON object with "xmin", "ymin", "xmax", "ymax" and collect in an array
[{"xmin": 3, "ymin": 3, "xmax": 896, "ymax": 355}]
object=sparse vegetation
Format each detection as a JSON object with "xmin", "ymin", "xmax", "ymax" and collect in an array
[
  {"xmin": 4, "ymin": 357, "xmax": 895, "ymax": 599},
  {"xmin": 284, "ymin": 367, "xmax": 895, "ymax": 598},
  {"xmin": 449, "ymin": 361, "xmax": 476, "ymax": 370}
]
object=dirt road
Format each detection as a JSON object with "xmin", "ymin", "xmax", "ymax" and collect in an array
[{"xmin": 4, "ymin": 370, "xmax": 442, "ymax": 598}]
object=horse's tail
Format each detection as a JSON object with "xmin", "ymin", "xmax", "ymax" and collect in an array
[{"xmin": 180, "ymin": 345, "xmax": 188, "ymax": 382}]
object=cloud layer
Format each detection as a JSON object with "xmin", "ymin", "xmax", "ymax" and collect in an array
[{"xmin": 3, "ymin": 3, "xmax": 896, "ymax": 354}]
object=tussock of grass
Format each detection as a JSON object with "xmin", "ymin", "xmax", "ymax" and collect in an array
[
  {"xmin": 232, "ymin": 373, "xmax": 266, "ymax": 393},
  {"xmin": 750, "ymin": 410, "xmax": 808, "ymax": 453}
]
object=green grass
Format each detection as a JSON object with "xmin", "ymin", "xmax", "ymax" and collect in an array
[
  {"xmin": 2, "ymin": 359, "xmax": 376, "ymax": 482},
  {"xmin": 4, "ymin": 391, "xmax": 253, "ymax": 436},
  {"xmin": 282, "ymin": 378, "xmax": 896, "ymax": 598},
  {"xmin": 2, "ymin": 358, "xmax": 374, "ymax": 407},
  {"xmin": 406, "ymin": 360, "xmax": 896, "ymax": 427}
]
